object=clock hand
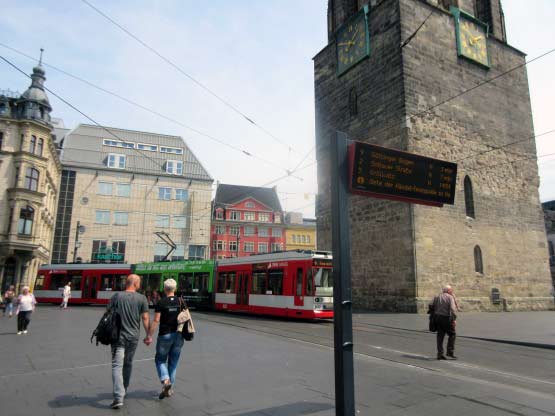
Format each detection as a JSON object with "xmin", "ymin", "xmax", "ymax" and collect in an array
[
  {"xmin": 348, "ymin": 26, "xmax": 360, "ymax": 51},
  {"xmin": 338, "ymin": 41, "xmax": 355, "ymax": 47}
]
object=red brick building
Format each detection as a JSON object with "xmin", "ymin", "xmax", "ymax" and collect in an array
[{"xmin": 210, "ymin": 184, "xmax": 285, "ymax": 259}]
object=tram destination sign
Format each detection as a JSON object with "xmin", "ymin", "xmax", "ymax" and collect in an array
[{"xmin": 348, "ymin": 141, "xmax": 457, "ymax": 206}]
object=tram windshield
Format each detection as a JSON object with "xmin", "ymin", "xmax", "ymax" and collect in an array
[{"xmin": 313, "ymin": 267, "xmax": 333, "ymax": 296}]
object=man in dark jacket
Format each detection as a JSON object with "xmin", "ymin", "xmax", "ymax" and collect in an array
[{"xmin": 431, "ymin": 285, "xmax": 458, "ymax": 360}]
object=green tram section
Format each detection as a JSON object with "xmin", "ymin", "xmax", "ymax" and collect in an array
[{"xmin": 133, "ymin": 260, "xmax": 215, "ymax": 309}]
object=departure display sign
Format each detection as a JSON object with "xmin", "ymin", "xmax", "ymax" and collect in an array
[{"xmin": 348, "ymin": 141, "xmax": 457, "ymax": 206}]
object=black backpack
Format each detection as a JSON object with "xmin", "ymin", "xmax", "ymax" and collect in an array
[{"xmin": 91, "ymin": 294, "xmax": 121, "ymax": 346}]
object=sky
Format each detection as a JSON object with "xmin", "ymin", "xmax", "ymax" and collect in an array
[{"xmin": 1, "ymin": 0, "xmax": 554, "ymax": 217}]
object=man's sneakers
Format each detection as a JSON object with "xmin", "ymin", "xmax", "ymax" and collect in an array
[
  {"xmin": 17, "ymin": 331, "xmax": 22, "ymax": 335},
  {"xmin": 110, "ymin": 400, "xmax": 123, "ymax": 409},
  {"xmin": 437, "ymin": 354, "xmax": 447, "ymax": 360},
  {"xmin": 446, "ymin": 353, "xmax": 458, "ymax": 360},
  {"xmin": 23, "ymin": 330, "xmax": 28, "ymax": 334},
  {"xmin": 159, "ymin": 382, "xmax": 172, "ymax": 400}
]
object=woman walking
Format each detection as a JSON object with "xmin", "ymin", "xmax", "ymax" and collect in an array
[
  {"xmin": 3, "ymin": 285, "xmax": 16, "ymax": 317},
  {"xmin": 16, "ymin": 286, "xmax": 36, "ymax": 334},
  {"xmin": 145, "ymin": 279, "xmax": 185, "ymax": 399}
]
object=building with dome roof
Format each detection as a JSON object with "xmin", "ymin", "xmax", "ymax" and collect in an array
[{"xmin": 0, "ymin": 60, "xmax": 62, "ymax": 291}]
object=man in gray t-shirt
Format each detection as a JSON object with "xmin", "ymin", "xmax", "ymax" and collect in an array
[{"xmin": 109, "ymin": 274, "xmax": 150, "ymax": 409}]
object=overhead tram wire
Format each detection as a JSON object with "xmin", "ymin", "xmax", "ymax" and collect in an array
[
  {"xmin": 79, "ymin": 0, "xmax": 300, "ymax": 157},
  {"xmin": 0, "ymin": 46, "xmax": 298, "ymax": 178}
]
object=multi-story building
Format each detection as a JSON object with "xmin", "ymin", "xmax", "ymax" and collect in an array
[
  {"xmin": 0, "ymin": 63, "xmax": 62, "ymax": 291},
  {"xmin": 284, "ymin": 212, "xmax": 317, "ymax": 251},
  {"xmin": 211, "ymin": 184, "xmax": 286, "ymax": 259},
  {"xmin": 314, "ymin": 0, "xmax": 553, "ymax": 311},
  {"xmin": 52, "ymin": 124, "xmax": 212, "ymax": 264}
]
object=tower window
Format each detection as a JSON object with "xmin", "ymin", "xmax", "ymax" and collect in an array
[
  {"xmin": 37, "ymin": 138, "xmax": 44, "ymax": 156},
  {"xmin": 474, "ymin": 245, "xmax": 483, "ymax": 274},
  {"xmin": 24, "ymin": 167, "xmax": 40, "ymax": 191},
  {"xmin": 18, "ymin": 205, "xmax": 34, "ymax": 235},
  {"xmin": 464, "ymin": 176, "xmax": 475, "ymax": 218},
  {"xmin": 29, "ymin": 135, "xmax": 37, "ymax": 154}
]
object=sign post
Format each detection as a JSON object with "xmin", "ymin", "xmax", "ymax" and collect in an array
[{"xmin": 330, "ymin": 132, "xmax": 355, "ymax": 416}]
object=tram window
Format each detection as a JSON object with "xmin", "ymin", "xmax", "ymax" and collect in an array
[
  {"xmin": 314, "ymin": 268, "xmax": 333, "ymax": 295},
  {"xmin": 178, "ymin": 273, "xmax": 194, "ymax": 292},
  {"xmin": 144, "ymin": 274, "xmax": 162, "ymax": 293},
  {"xmin": 51, "ymin": 274, "xmax": 68, "ymax": 290},
  {"xmin": 267, "ymin": 270, "xmax": 283, "ymax": 295},
  {"xmin": 217, "ymin": 273, "xmax": 226, "ymax": 293},
  {"xmin": 34, "ymin": 275, "xmax": 45, "ymax": 290},
  {"xmin": 195, "ymin": 272, "xmax": 209, "ymax": 291},
  {"xmin": 114, "ymin": 275, "xmax": 127, "ymax": 291},
  {"xmin": 226, "ymin": 272, "xmax": 236, "ymax": 293},
  {"xmin": 252, "ymin": 271, "xmax": 266, "ymax": 295},
  {"xmin": 101, "ymin": 274, "xmax": 114, "ymax": 290},
  {"xmin": 296, "ymin": 268, "xmax": 303, "ymax": 296},
  {"xmin": 305, "ymin": 267, "xmax": 314, "ymax": 296},
  {"xmin": 68, "ymin": 273, "xmax": 82, "ymax": 289}
]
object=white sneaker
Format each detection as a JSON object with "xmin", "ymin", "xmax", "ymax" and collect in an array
[
  {"xmin": 17, "ymin": 331, "xmax": 22, "ymax": 335},
  {"xmin": 23, "ymin": 330, "xmax": 28, "ymax": 334}
]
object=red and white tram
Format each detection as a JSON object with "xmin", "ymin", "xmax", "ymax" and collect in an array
[
  {"xmin": 214, "ymin": 251, "xmax": 333, "ymax": 319},
  {"xmin": 33, "ymin": 263, "xmax": 132, "ymax": 305}
]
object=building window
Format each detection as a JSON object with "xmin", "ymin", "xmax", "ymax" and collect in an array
[
  {"xmin": 0, "ymin": 132, "xmax": 3, "ymax": 150},
  {"xmin": 166, "ymin": 160, "xmax": 183, "ymax": 175},
  {"xmin": 230, "ymin": 211, "xmax": 240, "ymax": 221},
  {"xmin": 244, "ymin": 226, "xmax": 255, "ymax": 236},
  {"xmin": 114, "ymin": 212, "xmax": 128, "ymax": 226},
  {"xmin": 172, "ymin": 215, "xmax": 186, "ymax": 229},
  {"xmin": 292, "ymin": 235, "xmax": 297, "ymax": 243},
  {"xmin": 37, "ymin": 138, "xmax": 44, "ymax": 156},
  {"xmin": 188, "ymin": 245, "xmax": 205, "ymax": 260},
  {"xmin": 272, "ymin": 228, "xmax": 282, "ymax": 237},
  {"xmin": 17, "ymin": 205, "xmax": 34, "ymax": 235},
  {"xmin": 549, "ymin": 241, "xmax": 555, "ymax": 266},
  {"xmin": 103, "ymin": 139, "xmax": 135, "ymax": 149},
  {"xmin": 116, "ymin": 183, "xmax": 131, "ymax": 197},
  {"xmin": 258, "ymin": 243, "xmax": 268, "ymax": 253},
  {"xmin": 172, "ymin": 244, "xmax": 185, "ymax": 261},
  {"xmin": 230, "ymin": 225, "xmax": 240, "ymax": 236},
  {"xmin": 29, "ymin": 135, "xmax": 37, "ymax": 154},
  {"xmin": 98, "ymin": 181, "xmax": 113, "ymax": 195},
  {"xmin": 274, "ymin": 214, "xmax": 281, "ymax": 223},
  {"xmin": 474, "ymin": 245, "xmax": 484, "ymax": 274},
  {"xmin": 464, "ymin": 176, "xmax": 475, "ymax": 219},
  {"xmin": 302, "ymin": 235, "xmax": 307, "ymax": 244},
  {"xmin": 244, "ymin": 242, "xmax": 254, "ymax": 252},
  {"xmin": 307, "ymin": 235, "xmax": 311, "ymax": 244},
  {"xmin": 107, "ymin": 153, "xmax": 126, "ymax": 169},
  {"xmin": 245, "ymin": 202, "xmax": 255, "ymax": 208},
  {"xmin": 156, "ymin": 215, "xmax": 170, "ymax": 228},
  {"xmin": 216, "ymin": 241, "xmax": 226, "ymax": 251},
  {"xmin": 229, "ymin": 240, "xmax": 237, "ymax": 251},
  {"xmin": 111, "ymin": 240, "xmax": 126, "ymax": 263},
  {"xmin": 160, "ymin": 146, "xmax": 183, "ymax": 155},
  {"xmin": 258, "ymin": 227, "xmax": 268, "ymax": 237},
  {"xmin": 259, "ymin": 212, "xmax": 270, "ymax": 222},
  {"xmin": 175, "ymin": 189, "xmax": 188, "ymax": 201},
  {"xmin": 24, "ymin": 167, "xmax": 39, "ymax": 191},
  {"xmin": 245, "ymin": 212, "xmax": 255, "ymax": 221},
  {"xmin": 137, "ymin": 143, "xmax": 158, "ymax": 151},
  {"xmin": 215, "ymin": 225, "xmax": 226, "ymax": 235},
  {"xmin": 95, "ymin": 210, "xmax": 110, "ymax": 224},
  {"xmin": 154, "ymin": 242, "xmax": 170, "ymax": 262},
  {"xmin": 215, "ymin": 209, "xmax": 224, "ymax": 220},
  {"xmin": 271, "ymin": 243, "xmax": 282, "ymax": 252},
  {"xmin": 92, "ymin": 240, "xmax": 108, "ymax": 261},
  {"xmin": 159, "ymin": 187, "xmax": 172, "ymax": 200}
]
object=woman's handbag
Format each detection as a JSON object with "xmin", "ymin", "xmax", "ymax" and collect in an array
[{"xmin": 177, "ymin": 298, "xmax": 195, "ymax": 341}]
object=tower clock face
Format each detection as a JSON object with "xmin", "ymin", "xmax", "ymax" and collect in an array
[
  {"xmin": 336, "ymin": 8, "xmax": 370, "ymax": 76},
  {"xmin": 453, "ymin": 8, "xmax": 490, "ymax": 68}
]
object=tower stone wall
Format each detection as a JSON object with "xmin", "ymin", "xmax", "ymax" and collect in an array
[{"xmin": 314, "ymin": 0, "xmax": 554, "ymax": 311}]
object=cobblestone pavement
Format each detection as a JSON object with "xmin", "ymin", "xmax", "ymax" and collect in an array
[{"xmin": 0, "ymin": 306, "xmax": 554, "ymax": 415}]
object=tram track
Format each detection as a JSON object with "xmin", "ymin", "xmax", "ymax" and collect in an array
[{"xmin": 195, "ymin": 312, "xmax": 555, "ymax": 399}]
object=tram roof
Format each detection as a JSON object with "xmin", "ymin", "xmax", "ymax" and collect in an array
[
  {"xmin": 39, "ymin": 263, "xmax": 132, "ymax": 271},
  {"xmin": 217, "ymin": 250, "xmax": 332, "ymax": 266}
]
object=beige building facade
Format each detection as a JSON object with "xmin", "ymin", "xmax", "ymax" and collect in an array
[
  {"xmin": 52, "ymin": 124, "xmax": 212, "ymax": 265},
  {"xmin": 284, "ymin": 212, "xmax": 317, "ymax": 252},
  {"xmin": 0, "ymin": 64, "xmax": 62, "ymax": 291}
]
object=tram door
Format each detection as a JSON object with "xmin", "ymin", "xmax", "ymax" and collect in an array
[
  {"xmin": 294, "ymin": 267, "xmax": 304, "ymax": 307},
  {"xmin": 236, "ymin": 273, "xmax": 249, "ymax": 307},
  {"xmin": 82, "ymin": 276, "xmax": 97, "ymax": 301}
]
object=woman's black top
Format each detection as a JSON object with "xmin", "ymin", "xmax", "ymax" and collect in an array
[{"xmin": 154, "ymin": 295, "xmax": 181, "ymax": 336}]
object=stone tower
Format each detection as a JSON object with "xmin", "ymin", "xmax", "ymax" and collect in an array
[{"xmin": 314, "ymin": 0, "xmax": 554, "ymax": 312}]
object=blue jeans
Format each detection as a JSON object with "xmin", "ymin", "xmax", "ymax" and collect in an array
[
  {"xmin": 111, "ymin": 339, "xmax": 138, "ymax": 402},
  {"xmin": 155, "ymin": 332, "xmax": 184, "ymax": 385},
  {"xmin": 5, "ymin": 302, "xmax": 13, "ymax": 315}
]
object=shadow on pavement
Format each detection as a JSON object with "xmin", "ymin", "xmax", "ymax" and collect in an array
[
  {"xmin": 48, "ymin": 390, "xmax": 158, "ymax": 410},
  {"xmin": 229, "ymin": 401, "xmax": 334, "ymax": 416}
]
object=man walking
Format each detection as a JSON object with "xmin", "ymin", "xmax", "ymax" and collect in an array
[
  {"xmin": 431, "ymin": 285, "xmax": 458, "ymax": 360},
  {"xmin": 109, "ymin": 274, "xmax": 150, "ymax": 409},
  {"xmin": 3, "ymin": 285, "xmax": 16, "ymax": 317},
  {"xmin": 60, "ymin": 282, "xmax": 71, "ymax": 309}
]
